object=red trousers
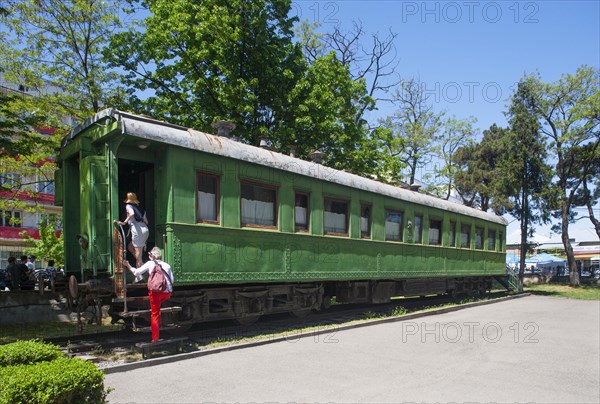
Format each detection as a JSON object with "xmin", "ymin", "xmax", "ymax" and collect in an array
[{"xmin": 149, "ymin": 290, "xmax": 172, "ymax": 342}]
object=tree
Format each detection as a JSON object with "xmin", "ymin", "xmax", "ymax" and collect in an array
[
  {"xmin": 1, "ymin": 0, "xmax": 122, "ymax": 213},
  {"xmin": 105, "ymin": 0, "xmax": 306, "ymax": 144},
  {"xmin": 429, "ymin": 116, "xmax": 477, "ymax": 200},
  {"xmin": 502, "ymin": 79, "xmax": 554, "ymax": 291},
  {"xmin": 527, "ymin": 66, "xmax": 600, "ymax": 286},
  {"xmin": 1, "ymin": 0, "xmax": 123, "ymax": 120},
  {"xmin": 20, "ymin": 215, "xmax": 64, "ymax": 267},
  {"xmin": 105, "ymin": 0, "xmax": 385, "ymax": 176},
  {"xmin": 573, "ymin": 143, "xmax": 600, "ymax": 240},
  {"xmin": 284, "ymin": 52, "xmax": 378, "ymax": 176},
  {"xmin": 297, "ymin": 21, "xmax": 399, "ymax": 110},
  {"xmin": 0, "ymin": 91, "xmax": 62, "ymax": 213},
  {"xmin": 453, "ymin": 124, "xmax": 508, "ymax": 211},
  {"xmin": 377, "ymin": 78, "xmax": 445, "ymax": 185}
]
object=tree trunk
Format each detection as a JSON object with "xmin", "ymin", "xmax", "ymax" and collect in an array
[
  {"xmin": 562, "ymin": 205, "xmax": 580, "ymax": 286},
  {"xmin": 409, "ymin": 157, "xmax": 417, "ymax": 185},
  {"xmin": 518, "ymin": 190, "xmax": 528, "ymax": 293},
  {"xmin": 583, "ymin": 180, "xmax": 600, "ymax": 239}
]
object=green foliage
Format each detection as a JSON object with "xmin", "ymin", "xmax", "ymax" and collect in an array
[
  {"xmin": 0, "ymin": 0, "xmax": 106, "ymax": 215},
  {"xmin": 526, "ymin": 284, "xmax": 600, "ymax": 301},
  {"xmin": 286, "ymin": 52, "xmax": 377, "ymax": 175},
  {"xmin": 106, "ymin": 0, "xmax": 304, "ymax": 142},
  {"xmin": 502, "ymin": 79, "xmax": 554, "ymax": 286},
  {"xmin": 0, "ymin": 340, "xmax": 63, "ymax": 366},
  {"xmin": 574, "ymin": 143, "xmax": 600, "ymax": 239},
  {"xmin": 105, "ymin": 0, "xmax": 383, "ymax": 175},
  {"xmin": 0, "ymin": 321, "xmax": 124, "ymax": 345},
  {"xmin": 1, "ymin": 0, "xmax": 124, "ymax": 119},
  {"xmin": 389, "ymin": 306, "xmax": 407, "ymax": 316},
  {"xmin": 19, "ymin": 215, "xmax": 64, "ymax": 267},
  {"xmin": 525, "ymin": 66, "xmax": 600, "ymax": 285},
  {"xmin": 428, "ymin": 116, "xmax": 477, "ymax": 199},
  {"xmin": 377, "ymin": 78, "xmax": 445, "ymax": 185},
  {"xmin": 0, "ymin": 357, "xmax": 108, "ymax": 404},
  {"xmin": 0, "ymin": 94, "xmax": 53, "ymax": 157},
  {"xmin": 453, "ymin": 124, "xmax": 509, "ymax": 211},
  {"xmin": 362, "ymin": 310, "xmax": 385, "ymax": 320},
  {"xmin": 0, "ymin": 94, "xmax": 63, "ymax": 215}
]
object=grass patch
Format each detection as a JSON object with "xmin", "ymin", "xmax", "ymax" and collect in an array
[
  {"xmin": 199, "ymin": 295, "xmax": 496, "ymax": 349},
  {"xmin": 525, "ymin": 284, "xmax": 600, "ymax": 300},
  {"xmin": 0, "ymin": 320, "xmax": 123, "ymax": 345}
]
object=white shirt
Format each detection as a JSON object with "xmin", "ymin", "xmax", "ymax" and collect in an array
[
  {"xmin": 130, "ymin": 260, "xmax": 174, "ymax": 293},
  {"xmin": 125, "ymin": 203, "xmax": 148, "ymax": 226}
]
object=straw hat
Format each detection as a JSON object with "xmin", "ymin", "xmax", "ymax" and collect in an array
[{"xmin": 124, "ymin": 192, "xmax": 140, "ymax": 204}]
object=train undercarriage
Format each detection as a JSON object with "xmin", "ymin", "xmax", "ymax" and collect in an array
[{"xmin": 69, "ymin": 275, "xmax": 501, "ymax": 331}]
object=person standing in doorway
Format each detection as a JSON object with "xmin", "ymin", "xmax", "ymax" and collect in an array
[
  {"xmin": 124, "ymin": 247, "xmax": 174, "ymax": 343},
  {"xmin": 116, "ymin": 192, "xmax": 149, "ymax": 271}
]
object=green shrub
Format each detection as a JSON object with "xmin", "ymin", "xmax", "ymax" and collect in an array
[
  {"xmin": 390, "ymin": 306, "xmax": 407, "ymax": 316},
  {"xmin": 0, "ymin": 340, "xmax": 63, "ymax": 366},
  {"xmin": 0, "ymin": 357, "xmax": 107, "ymax": 404}
]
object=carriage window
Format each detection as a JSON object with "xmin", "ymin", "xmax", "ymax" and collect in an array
[
  {"xmin": 324, "ymin": 198, "xmax": 348, "ymax": 235},
  {"xmin": 241, "ymin": 182, "xmax": 277, "ymax": 227},
  {"xmin": 385, "ymin": 210, "xmax": 403, "ymax": 241},
  {"xmin": 488, "ymin": 229, "xmax": 496, "ymax": 251},
  {"xmin": 429, "ymin": 218, "xmax": 442, "ymax": 245},
  {"xmin": 197, "ymin": 173, "xmax": 219, "ymax": 223},
  {"xmin": 449, "ymin": 221, "xmax": 457, "ymax": 247},
  {"xmin": 414, "ymin": 215, "xmax": 423, "ymax": 244},
  {"xmin": 475, "ymin": 227, "xmax": 484, "ymax": 249},
  {"xmin": 461, "ymin": 224, "xmax": 471, "ymax": 248},
  {"xmin": 499, "ymin": 232, "xmax": 504, "ymax": 251},
  {"xmin": 360, "ymin": 204, "xmax": 371, "ymax": 238},
  {"xmin": 294, "ymin": 192, "xmax": 309, "ymax": 232}
]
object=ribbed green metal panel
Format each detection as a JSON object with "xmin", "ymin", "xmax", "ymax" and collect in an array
[
  {"xmin": 80, "ymin": 156, "xmax": 111, "ymax": 275},
  {"xmin": 167, "ymin": 223, "xmax": 506, "ymax": 284}
]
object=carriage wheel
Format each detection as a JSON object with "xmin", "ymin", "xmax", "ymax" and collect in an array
[{"xmin": 235, "ymin": 314, "xmax": 261, "ymax": 326}]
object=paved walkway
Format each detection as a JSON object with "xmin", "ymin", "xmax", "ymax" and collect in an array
[{"xmin": 105, "ymin": 295, "xmax": 600, "ymax": 403}]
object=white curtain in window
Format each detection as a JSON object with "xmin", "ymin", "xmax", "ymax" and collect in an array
[
  {"xmin": 295, "ymin": 206, "xmax": 307, "ymax": 226},
  {"xmin": 242, "ymin": 198, "xmax": 275, "ymax": 226},
  {"xmin": 324, "ymin": 212, "xmax": 346, "ymax": 233},
  {"xmin": 429, "ymin": 228, "xmax": 440, "ymax": 244},
  {"xmin": 385, "ymin": 220, "xmax": 400, "ymax": 240},
  {"xmin": 360, "ymin": 217, "xmax": 369, "ymax": 233},
  {"xmin": 198, "ymin": 191, "xmax": 216, "ymax": 221}
]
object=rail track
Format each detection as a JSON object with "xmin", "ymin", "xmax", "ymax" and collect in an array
[{"xmin": 46, "ymin": 291, "xmax": 512, "ymax": 366}]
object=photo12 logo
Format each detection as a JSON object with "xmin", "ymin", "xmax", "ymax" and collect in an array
[
  {"xmin": 400, "ymin": 1, "xmax": 540, "ymax": 24},
  {"xmin": 291, "ymin": 1, "xmax": 341, "ymax": 25},
  {"xmin": 401, "ymin": 321, "xmax": 540, "ymax": 343},
  {"xmin": 417, "ymin": 81, "xmax": 504, "ymax": 104}
]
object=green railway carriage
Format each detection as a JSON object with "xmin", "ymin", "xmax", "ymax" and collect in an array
[{"xmin": 55, "ymin": 109, "xmax": 508, "ymax": 325}]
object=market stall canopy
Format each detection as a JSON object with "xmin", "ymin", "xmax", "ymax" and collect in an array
[{"xmin": 525, "ymin": 253, "xmax": 566, "ymax": 265}]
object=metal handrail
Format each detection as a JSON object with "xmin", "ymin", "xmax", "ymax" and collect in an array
[{"xmin": 114, "ymin": 221, "xmax": 128, "ymax": 313}]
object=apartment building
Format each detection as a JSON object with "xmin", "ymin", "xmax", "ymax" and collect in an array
[{"xmin": 1, "ymin": 75, "xmax": 63, "ymax": 270}]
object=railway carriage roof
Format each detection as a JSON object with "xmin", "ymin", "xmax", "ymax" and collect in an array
[{"xmin": 67, "ymin": 109, "xmax": 507, "ymax": 225}]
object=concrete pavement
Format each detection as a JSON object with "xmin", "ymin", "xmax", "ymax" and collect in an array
[{"xmin": 104, "ymin": 295, "xmax": 600, "ymax": 403}]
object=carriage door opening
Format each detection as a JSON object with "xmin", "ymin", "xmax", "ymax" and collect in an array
[{"xmin": 118, "ymin": 159, "xmax": 155, "ymax": 265}]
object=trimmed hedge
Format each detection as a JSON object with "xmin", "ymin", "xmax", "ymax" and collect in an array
[
  {"xmin": 0, "ymin": 340, "xmax": 63, "ymax": 366},
  {"xmin": 0, "ymin": 340, "xmax": 108, "ymax": 404},
  {"xmin": 0, "ymin": 357, "xmax": 107, "ymax": 404}
]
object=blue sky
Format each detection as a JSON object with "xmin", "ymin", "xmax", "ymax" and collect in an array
[
  {"xmin": 291, "ymin": 0, "xmax": 600, "ymax": 244},
  {"xmin": 292, "ymin": 0, "xmax": 599, "ymax": 129}
]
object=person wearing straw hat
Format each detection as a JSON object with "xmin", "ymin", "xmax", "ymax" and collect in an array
[{"xmin": 116, "ymin": 192, "xmax": 149, "ymax": 272}]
